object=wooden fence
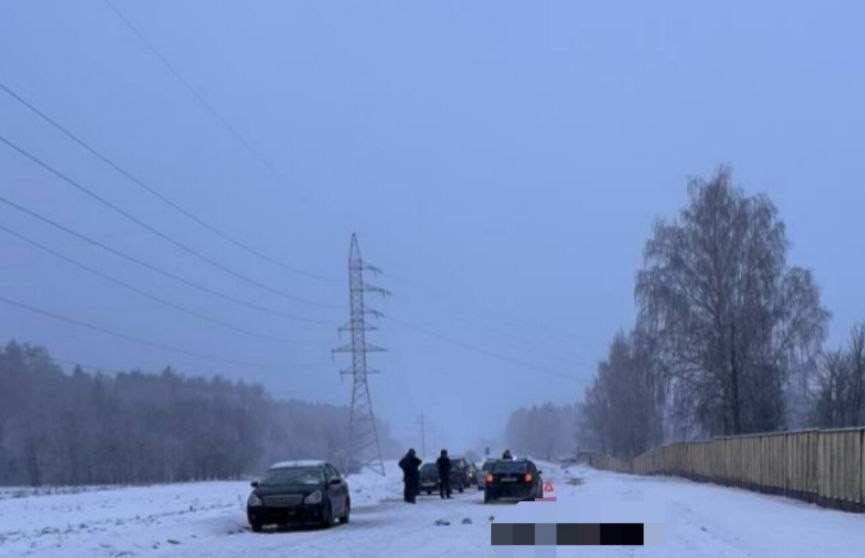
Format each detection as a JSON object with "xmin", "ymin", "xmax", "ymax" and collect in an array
[{"xmin": 585, "ymin": 427, "xmax": 865, "ymax": 512}]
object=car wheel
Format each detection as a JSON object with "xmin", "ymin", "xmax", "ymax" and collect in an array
[
  {"xmin": 320, "ymin": 500, "xmax": 333, "ymax": 528},
  {"xmin": 339, "ymin": 498, "xmax": 350, "ymax": 524},
  {"xmin": 250, "ymin": 522, "xmax": 263, "ymax": 533}
]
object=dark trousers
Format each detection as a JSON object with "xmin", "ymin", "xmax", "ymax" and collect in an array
[
  {"xmin": 439, "ymin": 476, "xmax": 451, "ymax": 498},
  {"xmin": 403, "ymin": 479, "xmax": 417, "ymax": 503}
]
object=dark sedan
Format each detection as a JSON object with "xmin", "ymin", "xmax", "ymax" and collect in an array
[
  {"xmin": 247, "ymin": 460, "xmax": 350, "ymax": 531},
  {"xmin": 483, "ymin": 458, "xmax": 543, "ymax": 503},
  {"xmin": 417, "ymin": 461, "xmax": 466, "ymax": 494},
  {"xmin": 418, "ymin": 463, "xmax": 439, "ymax": 494},
  {"xmin": 450, "ymin": 457, "xmax": 476, "ymax": 487}
]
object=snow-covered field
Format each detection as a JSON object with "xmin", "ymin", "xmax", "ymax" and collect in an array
[{"xmin": 1, "ymin": 461, "xmax": 863, "ymax": 557}]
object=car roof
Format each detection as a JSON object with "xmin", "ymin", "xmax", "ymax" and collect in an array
[
  {"xmin": 494, "ymin": 458, "xmax": 534, "ymax": 465},
  {"xmin": 269, "ymin": 460, "xmax": 327, "ymax": 469}
]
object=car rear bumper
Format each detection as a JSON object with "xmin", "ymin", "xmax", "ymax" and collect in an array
[
  {"xmin": 247, "ymin": 504, "xmax": 326, "ymax": 526},
  {"xmin": 485, "ymin": 485, "xmax": 535, "ymax": 500}
]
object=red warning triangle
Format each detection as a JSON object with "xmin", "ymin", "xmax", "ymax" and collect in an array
[{"xmin": 543, "ymin": 480, "xmax": 554, "ymax": 492}]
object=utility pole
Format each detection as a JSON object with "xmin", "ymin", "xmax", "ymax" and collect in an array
[
  {"xmin": 430, "ymin": 423, "xmax": 438, "ymax": 455},
  {"xmin": 417, "ymin": 413, "xmax": 427, "ymax": 459},
  {"xmin": 332, "ymin": 234, "xmax": 389, "ymax": 477}
]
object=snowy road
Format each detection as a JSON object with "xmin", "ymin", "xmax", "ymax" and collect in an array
[{"xmin": 1, "ymin": 461, "xmax": 863, "ymax": 557}]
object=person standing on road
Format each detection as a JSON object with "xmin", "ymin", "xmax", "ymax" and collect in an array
[
  {"xmin": 502, "ymin": 449, "xmax": 513, "ymax": 460},
  {"xmin": 436, "ymin": 449, "xmax": 452, "ymax": 499},
  {"xmin": 398, "ymin": 448, "xmax": 422, "ymax": 503}
]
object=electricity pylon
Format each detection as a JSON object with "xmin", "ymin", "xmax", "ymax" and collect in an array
[{"xmin": 332, "ymin": 234, "xmax": 388, "ymax": 476}]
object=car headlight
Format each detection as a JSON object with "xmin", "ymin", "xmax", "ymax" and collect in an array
[
  {"xmin": 304, "ymin": 490, "xmax": 322, "ymax": 504},
  {"xmin": 247, "ymin": 493, "xmax": 263, "ymax": 507}
]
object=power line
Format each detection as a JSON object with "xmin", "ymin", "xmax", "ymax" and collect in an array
[
  {"xmin": 0, "ymin": 194, "xmax": 331, "ymax": 325},
  {"xmin": 1, "ymin": 5, "xmax": 594, "ymax": 397},
  {"xmin": 0, "ymin": 133, "xmax": 339, "ymax": 310},
  {"xmin": 0, "ymin": 80, "xmax": 337, "ymax": 282},
  {"xmin": 104, "ymin": 1, "xmax": 291, "ymax": 191},
  {"xmin": 390, "ymin": 317, "xmax": 580, "ymax": 383},
  {"xmin": 13, "ymin": 6, "xmax": 592, "ymax": 388},
  {"xmin": 0, "ymin": 223, "xmax": 303, "ymax": 344},
  {"xmin": 0, "ymin": 294, "xmax": 274, "ymax": 369},
  {"xmin": 387, "ymin": 270, "xmax": 595, "ymax": 366}
]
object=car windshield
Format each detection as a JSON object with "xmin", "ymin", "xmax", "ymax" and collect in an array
[
  {"xmin": 420, "ymin": 463, "xmax": 437, "ymax": 473},
  {"xmin": 481, "ymin": 460, "xmax": 498, "ymax": 471},
  {"xmin": 492, "ymin": 461, "xmax": 529, "ymax": 474},
  {"xmin": 260, "ymin": 466, "xmax": 324, "ymax": 486}
]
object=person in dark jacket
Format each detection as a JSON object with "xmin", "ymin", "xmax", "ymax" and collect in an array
[
  {"xmin": 502, "ymin": 449, "xmax": 514, "ymax": 460},
  {"xmin": 398, "ymin": 448, "xmax": 422, "ymax": 503},
  {"xmin": 436, "ymin": 449, "xmax": 452, "ymax": 499}
]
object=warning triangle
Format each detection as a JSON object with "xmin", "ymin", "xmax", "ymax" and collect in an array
[{"xmin": 543, "ymin": 480, "xmax": 554, "ymax": 492}]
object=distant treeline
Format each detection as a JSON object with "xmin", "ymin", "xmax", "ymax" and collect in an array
[
  {"xmin": 0, "ymin": 342, "xmax": 399, "ymax": 486},
  {"xmin": 576, "ymin": 167, "xmax": 865, "ymax": 459},
  {"xmin": 504, "ymin": 403, "xmax": 577, "ymax": 461}
]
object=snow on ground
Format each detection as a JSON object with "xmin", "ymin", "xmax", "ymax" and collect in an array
[{"xmin": 1, "ymin": 460, "xmax": 863, "ymax": 557}]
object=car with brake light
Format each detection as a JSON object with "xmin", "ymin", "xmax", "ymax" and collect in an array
[
  {"xmin": 483, "ymin": 458, "xmax": 543, "ymax": 503},
  {"xmin": 477, "ymin": 458, "xmax": 498, "ymax": 489}
]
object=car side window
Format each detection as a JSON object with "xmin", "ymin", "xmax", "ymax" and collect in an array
[{"xmin": 325, "ymin": 464, "xmax": 340, "ymax": 480}]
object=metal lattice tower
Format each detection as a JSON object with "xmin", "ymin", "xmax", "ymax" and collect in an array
[{"xmin": 332, "ymin": 234, "xmax": 388, "ymax": 476}]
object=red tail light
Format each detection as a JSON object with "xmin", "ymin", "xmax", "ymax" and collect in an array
[
  {"xmin": 524, "ymin": 473, "xmax": 533, "ymax": 483},
  {"xmin": 485, "ymin": 473, "xmax": 494, "ymax": 483}
]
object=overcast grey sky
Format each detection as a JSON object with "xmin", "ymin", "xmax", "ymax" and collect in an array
[{"xmin": 1, "ymin": 1, "xmax": 863, "ymax": 453}]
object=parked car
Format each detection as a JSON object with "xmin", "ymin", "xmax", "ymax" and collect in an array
[
  {"xmin": 465, "ymin": 461, "xmax": 480, "ymax": 487},
  {"xmin": 483, "ymin": 458, "xmax": 543, "ymax": 503},
  {"xmin": 417, "ymin": 460, "xmax": 466, "ymax": 494},
  {"xmin": 418, "ymin": 463, "xmax": 439, "ymax": 495},
  {"xmin": 477, "ymin": 458, "xmax": 498, "ymax": 490},
  {"xmin": 247, "ymin": 460, "xmax": 350, "ymax": 531},
  {"xmin": 449, "ymin": 457, "xmax": 473, "ymax": 491}
]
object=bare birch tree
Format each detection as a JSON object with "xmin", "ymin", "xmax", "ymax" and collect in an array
[
  {"xmin": 811, "ymin": 323, "xmax": 865, "ymax": 427},
  {"xmin": 635, "ymin": 168, "xmax": 829, "ymax": 437}
]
